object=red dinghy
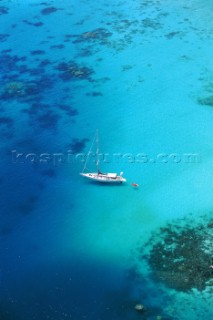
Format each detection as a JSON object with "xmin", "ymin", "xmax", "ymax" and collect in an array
[{"xmin": 131, "ymin": 183, "xmax": 139, "ymax": 187}]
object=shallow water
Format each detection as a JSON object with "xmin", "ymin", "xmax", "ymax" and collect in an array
[{"xmin": 0, "ymin": 0, "xmax": 213, "ymax": 319}]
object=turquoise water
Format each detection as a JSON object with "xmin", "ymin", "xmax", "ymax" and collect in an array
[{"xmin": 0, "ymin": 0, "xmax": 213, "ymax": 319}]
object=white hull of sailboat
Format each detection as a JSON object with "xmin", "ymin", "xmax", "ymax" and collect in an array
[{"xmin": 80, "ymin": 173, "xmax": 126, "ymax": 183}]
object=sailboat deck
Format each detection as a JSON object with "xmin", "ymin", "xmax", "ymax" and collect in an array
[{"xmin": 80, "ymin": 172, "xmax": 126, "ymax": 183}]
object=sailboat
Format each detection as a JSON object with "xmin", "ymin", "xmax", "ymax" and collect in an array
[{"xmin": 80, "ymin": 130, "xmax": 126, "ymax": 184}]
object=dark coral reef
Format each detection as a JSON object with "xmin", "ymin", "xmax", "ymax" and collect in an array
[
  {"xmin": 141, "ymin": 216, "xmax": 213, "ymax": 292},
  {"xmin": 197, "ymin": 95, "xmax": 213, "ymax": 107},
  {"xmin": 197, "ymin": 81, "xmax": 213, "ymax": 107},
  {"xmin": 41, "ymin": 7, "xmax": 60, "ymax": 15},
  {"xmin": 55, "ymin": 61, "xmax": 94, "ymax": 81},
  {"xmin": 72, "ymin": 28, "xmax": 112, "ymax": 45}
]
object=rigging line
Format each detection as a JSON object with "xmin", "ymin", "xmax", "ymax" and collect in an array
[
  {"xmin": 82, "ymin": 130, "xmax": 97, "ymax": 173},
  {"xmin": 96, "ymin": 129, "xmax": 99, "ymax": 171}
]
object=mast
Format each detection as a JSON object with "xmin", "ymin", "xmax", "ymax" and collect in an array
[
  {"xmin": 96, "ymin": 129, "xmax": 100, "ymax": 172},
  {"xmin": 81, "ymin": 130, "xmax": 96, "ymax": 173}
]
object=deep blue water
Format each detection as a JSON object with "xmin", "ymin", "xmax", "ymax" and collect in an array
[{"xmin": 0, "ymin": 0, "xmax": 213, "ymax": 319}]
